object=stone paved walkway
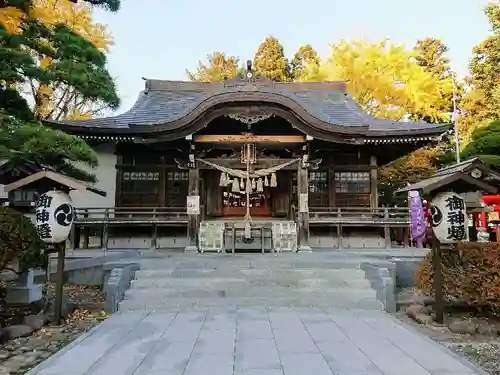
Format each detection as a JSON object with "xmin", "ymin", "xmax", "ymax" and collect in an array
[{"xmin": 26, "ymin": 308, "xmax": 485, "ymax": 375}]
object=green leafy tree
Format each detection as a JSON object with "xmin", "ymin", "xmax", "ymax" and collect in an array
[
  {"xmin": 0, "ymin": 206, "xmax": 46, "ymax": 274},
  {"xmin": 253, "ymin": 36, "xmax": 291, "ymax": 82},
  {"xmin": 459, "ymin": 1, "xmax": 500, "ymax": 144},
  {"xmin": 461, "ymin": 119, "xmax": 500, "ymax": 168},
  {"xmin": 0, "ymin": 0, "xmax": 119, "ymax": 182},
  {"xmin": 290, "ymin": 44, "xmax": 320, "ymax": 81},
  {"xmin": 413, "ymin": 37, "xmax": 457, "ymax": 122},
  {"xmin": 187, "ymin": 52, "xmax": 240, "ymax": 82},
  {"xmin": 413, "ymin": 37, "xmax": 450, "ymax": 78}
]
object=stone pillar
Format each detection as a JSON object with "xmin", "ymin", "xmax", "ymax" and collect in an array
[
  {"xmin": 370, "ymin": 155, "xmax": 378, "ymax": 209},
  {"xmin": 297, "ymin": 162, "xmax": 311, "ymax": 252},
  {"xmin": 185, "ymin": 166, "xmax": 200, "ymax": 252}
]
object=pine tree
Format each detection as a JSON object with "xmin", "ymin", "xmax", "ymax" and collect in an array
[
  {"xmin": 0, "ymin": 0, "xmax": 119, "ymax": 182},
  {"xmin": 253, "ymin": 36, "xmax": 291, "ymax": 82}
]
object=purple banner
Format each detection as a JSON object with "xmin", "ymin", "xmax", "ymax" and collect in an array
[{"xmin": 409, "ymin": 190, "xmax": 426, "ymax": 244}]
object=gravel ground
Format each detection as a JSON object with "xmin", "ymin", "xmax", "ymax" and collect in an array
[
  {"xmin": 445, "ymin": 342, "xmax": 500, "ymax": 375},
  {"xmin": 395, "ymin": 287, "xmax": 500, "ymax": 375},
  {"xmin": 0, "ymin": 284, "xmax": 108, "ymax": 375}
]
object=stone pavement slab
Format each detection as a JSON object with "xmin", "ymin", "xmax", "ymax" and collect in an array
[{"xmin": 26, "ymin": 308, "xmax": 487, "ymax": 375}]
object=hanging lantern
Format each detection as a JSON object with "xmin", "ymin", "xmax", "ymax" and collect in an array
[
  {"xmin": 251, "ymin": 178, "xmax": 256, "ymax": 190},
  {"xmin": 264, "ymin": 176, "xmax": 269, "ymax": 187},
  {"xmin": 35, "ymin": 190, "xmax": 74, "ymax": 244},
  {"xmin": 240, "ymin": 178, "xmax": 245, "ymax": 189},
  {"xmin": 270, "ymin": 172, "xmax": 277, "ymax": 187},
  {"xmin": 232, "ymin": 178, "xmax": 240, "ymax": 193},
  {"xmin": 257, "ymin": 178, "xmax": 264, "ymax": 193}
]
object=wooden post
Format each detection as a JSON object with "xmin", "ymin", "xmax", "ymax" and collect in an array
[
  {"xmin": 369, "ymin": 155, "xmax": 378, "ymax": 209},
  {"xmin": 102, "ymin": 209, "xmax": 109, "ymax": 251},
  {"xmin": 53, "ymin": 242, "xmax": 66, "ymax": 325},
  {"xmin": 431, "ymin": 233, "xmax": 444, "ymax": 324},
  {"xmin": 297, "ymin": 162, "xmax": 311, "ymax": 252},
  {"xmin": 82, "ymin": 227, "xmax": 89, "ymax": 249},
  {"xmin": 384, "ymin": 207, "xmax": 391, "ymax": 248},
  {"xmin": 185, "ymin": 167, "xmax": 200, "ymax": 251}
]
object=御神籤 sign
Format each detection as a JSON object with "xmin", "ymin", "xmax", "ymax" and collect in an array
[{"xmin": 430, "ymin": 192, "xmax": 469, "ymax": 243}]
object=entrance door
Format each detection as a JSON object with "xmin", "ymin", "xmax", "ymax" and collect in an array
[{"xmin": 222, "ymin": 186, "xmax": 272, "ymax": 217}]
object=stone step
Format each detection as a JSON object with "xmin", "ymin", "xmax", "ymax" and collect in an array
[
  {"xmin": 137, "ymin": 258, "xmax": 363, "ymax": 271},
  {"xmin": 123, "ymin": 287, "xmax": 377, "ymax": 300},
  {"xmin": 134, "ymin": 268, "xmax": 366, "ymax": 280},
  {"xmin": 130, "ymin": 277, "xmax": 372, "ymax": 289},
  {"xmin": 119, "ymin": 296, "xmax": 384, "ymax": 310}
]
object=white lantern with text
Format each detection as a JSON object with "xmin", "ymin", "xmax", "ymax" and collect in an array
[
  {"xmin": 35, "ymin": 190, "xmax": 74, "ymax": 244},
  {"xmin": 429, "ymin": 192, "xmax": 469, "ymax": 243}
]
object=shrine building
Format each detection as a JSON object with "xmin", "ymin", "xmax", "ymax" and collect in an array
[{"xmin": 39, "ymin": 68, "xmax": 451, "ymax": 252}]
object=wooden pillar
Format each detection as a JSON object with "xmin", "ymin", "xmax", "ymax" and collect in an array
[
  {"xmin": 297, "ymin": 162, "xmax": 311, "ymax": 252},
  {"xmin": 185, "ymin": 166, "xmax": 200, "ymax": 252},
  {"xmin": 370, "ymin": 155, "xmax": 378, "ymax": 209},
  {"xmin": 83, "ymin": 227, "xmax": 90, "ymax": 249},
  {"xmin": 384, "ymin": 207, "xmax": 391, "ymax": 248}
]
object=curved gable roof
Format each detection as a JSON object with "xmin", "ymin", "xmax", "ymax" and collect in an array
[{"xmin": 48, "ymin": 78, "xmax": 451, "ymax": 138}]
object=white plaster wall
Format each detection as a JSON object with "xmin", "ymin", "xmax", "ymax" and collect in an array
[{"xmin": 70, "ymin": 143, "xmax": 116, "ymax": 211}]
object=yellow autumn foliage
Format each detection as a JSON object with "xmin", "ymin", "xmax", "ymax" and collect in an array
[
  {"xmin": 301, "ymin": 39, "xmax": 450, "ymax": 122},
  {"xmin": 0, "ymin": 6, "xmax": 24, "ymax": 34},
  {"xmin": 1, "ymin": 0, "xmax": 112, "ymax": 51}
]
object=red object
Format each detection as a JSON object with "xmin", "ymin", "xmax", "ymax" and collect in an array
[{"xmin": 482, "ymin": 195, "xmax": 500, "ymax": 213}]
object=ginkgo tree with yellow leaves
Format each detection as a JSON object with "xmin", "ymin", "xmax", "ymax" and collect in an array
[
  {"xmin": 0, "ymin": 0, "xmax": 120, "ymax": 182},
  {"xmin": 300, "ymin": 39, "xmax": 452, "ymax": 123},
  {"xmin": 301, "ymin": 39, "xmax": 453, "ymax": 205}
]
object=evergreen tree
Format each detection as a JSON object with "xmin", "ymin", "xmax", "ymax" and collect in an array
[
  {"xmin": 187, "ymin": 52, "xmax": 240, "ymax": 82},
  {"xmin": 290, "ymin": 44, "xmax": 320, "ymax": 81},
  {"xmin": 0, "ymin": 0, "xmax": 119, "ymax": 182},
  {"xmin": 459, "ymin": 1, "xmax": 500, "ymax": 143},
  {"xmin": 461, "ymin": 119, "xmax": 500, "ymax": 168},
  {"xmin": 413, "ymin": 37, "xmax": 457, "ymax": 124},
  {"xmin": 253, "ymin": 36, "xmax": 291, "ymax": 82}
]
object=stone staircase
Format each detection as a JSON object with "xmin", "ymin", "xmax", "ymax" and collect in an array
[{"xmin": 119, "ymin": 253, "xmax": 384, "ymax": 311}]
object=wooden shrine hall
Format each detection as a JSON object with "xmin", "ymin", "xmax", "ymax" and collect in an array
[{"xmin": 43, "ymin": 64, "xmax": 452, "ymax": 252}]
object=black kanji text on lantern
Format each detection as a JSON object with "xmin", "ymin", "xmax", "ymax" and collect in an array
[
  {"xmin": 35, "ymin": 209, "xmax": 50, "ymax": 223},
  {"xmin": 445, "ymin": 195, "xmax": 467, "ymax": 241},
  {"xmin": 36, "ymin": 195, "xmax": 53, "ymax": 209},
  {"xmin": 36, "ymin": 223, "xmax": 52, "ymax": 239}
]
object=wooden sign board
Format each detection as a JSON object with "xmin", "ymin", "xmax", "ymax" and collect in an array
[
  {"xmin": 186, "ymin": 195, "xmax": 200, "ymax": 215},
  {"xmin": 299, "ymin": 193, "xmax": 309, "ymax": 213},
  {"xmin": 194, "ymin": 134, "xmax": 306, "ymax": 144}
]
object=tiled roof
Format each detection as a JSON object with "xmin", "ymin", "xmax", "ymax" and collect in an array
[{"xmin": 53, "ymin": 79, "xmax": 451, "ymax": 137}]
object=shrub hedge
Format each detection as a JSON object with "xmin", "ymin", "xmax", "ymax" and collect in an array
[
  {"xmin": 0, "ymin": 207, "xmax": 46, "ymax": 273},
  {"xmin": 416, "ymin": 241, "xmax": 500, "ymax": 316}
]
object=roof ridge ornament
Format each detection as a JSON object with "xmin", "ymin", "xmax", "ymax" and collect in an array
[{"xmin": 223, "ymin": 59, "xmax": 275, "ymax": 89}]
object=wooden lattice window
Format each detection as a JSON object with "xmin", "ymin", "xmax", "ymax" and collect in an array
[
  {"xmin": 335, "ymin": 171, "xmax": 370, "ymax": 193},
  {"xmin": 334, "ymin": 171, "xmax": 370, "ymax": 207},
  {"xmin": 120, "ymin": 169, "xmax": 160, "ymax": 206},
  {"xmin": 309, "ymin": 171, "xmax": 329, "ymax": 207},
  {"xmin": 165, "ymin": 171, "xmax": 188, "ymax": 207}
]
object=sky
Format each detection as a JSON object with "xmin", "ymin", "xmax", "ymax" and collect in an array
[{"xmin": 94, "ymin": 0, "xmax": 492, "ymax": 113}]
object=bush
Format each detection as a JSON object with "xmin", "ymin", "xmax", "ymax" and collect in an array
[
  {"xmin": 416, "ymin": 242, "xmax": 500, "ymax": 316},
  {"xmin": 0, "ymin": 207, "xmax": 46, "ymax": 273}
]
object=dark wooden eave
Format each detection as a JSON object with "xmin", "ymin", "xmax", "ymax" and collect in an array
[
  {"xmin": 3, "ymin": 171, "xmax": 107, "ymax": 197},
  {"xmin": 44, "ymin": 75, "xmax": 452, "ymax": 143},
  {"xmin": 396, "ymin": 158, "xmax": 500, "ymax": 195}
]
